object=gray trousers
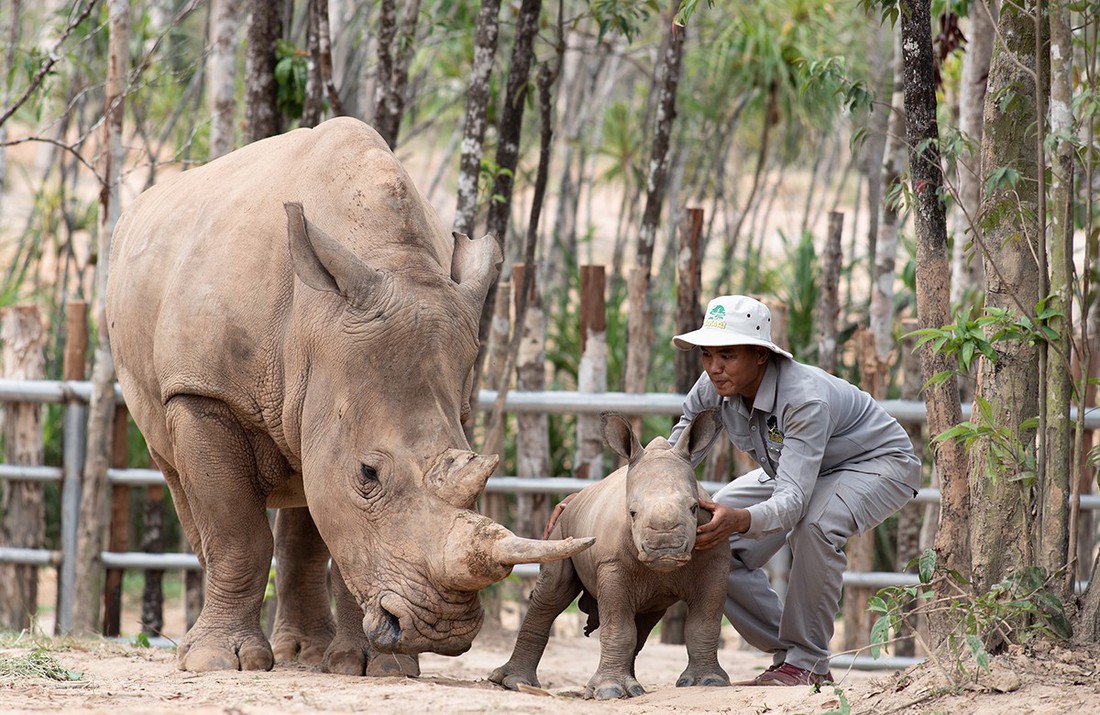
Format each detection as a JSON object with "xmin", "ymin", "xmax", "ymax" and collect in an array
[{"xmin": 712, "ymin": 458, "xmax": 918, "ymax": 675}]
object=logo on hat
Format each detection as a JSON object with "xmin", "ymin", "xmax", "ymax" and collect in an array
[{"xmin": 703, "ymin": 305, "xmax": 726, "ymax": 329}]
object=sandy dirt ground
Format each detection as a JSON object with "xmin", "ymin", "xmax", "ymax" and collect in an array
[{"xmin": 3, "ymin": 617, "xmax": 1099, "ymax": 715}]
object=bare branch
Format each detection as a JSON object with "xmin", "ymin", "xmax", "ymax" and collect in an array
[{"xmin": 0, "ymin": 0, "xmax": 102, "ymax": 129}]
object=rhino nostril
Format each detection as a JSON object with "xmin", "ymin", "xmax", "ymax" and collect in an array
[{"xmin": 365, "ymin": 603, "xmax": 403, "ymax": 649}]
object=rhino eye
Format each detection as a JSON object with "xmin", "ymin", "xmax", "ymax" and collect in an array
[
  {"xmin": 359, "ymin": 464, "xmax": 379, "ymax": 483},
  {"xmin": 690, "ymin": 503, "xmax": 698, "ymax": 515},
  {"xmin": 629, "ymin": 509, "xmax": 638, "ymax": 521}
]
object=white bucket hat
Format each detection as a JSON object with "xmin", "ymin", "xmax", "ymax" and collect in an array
[{"xmin": 671, "ymin": 295, "xmax": 792, "ymax": 359}]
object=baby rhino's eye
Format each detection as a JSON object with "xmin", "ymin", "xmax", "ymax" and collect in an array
[{"xmin": 360, "ymin": 464, "xmax": 379, "ymax": 483}]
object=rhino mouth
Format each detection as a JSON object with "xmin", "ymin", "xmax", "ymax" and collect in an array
[
  {"xmin": 362, "ymin": 591, "xmax": 478, "ymax": 657},
  {"xmin": 638, "ymin": 547, "xmax": 693, "ymax": 573}
]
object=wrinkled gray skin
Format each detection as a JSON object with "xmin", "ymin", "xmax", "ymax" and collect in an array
[
  {"xmin": 490, "ymin": 410, "xmax": 731, "ymax": 699},
  {"xmin": 106, "ymin": 118, "xmax": 592, "ymax": 674}
]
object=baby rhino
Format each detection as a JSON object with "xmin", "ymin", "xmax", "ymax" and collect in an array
[{"xmin": 490, "ymin": 410, "xmax": 730, "ymax": 699}]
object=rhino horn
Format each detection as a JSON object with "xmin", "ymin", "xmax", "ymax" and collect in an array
[
  {"xmin": 440, "ymin": 512, "xmax": 595, "ymax": 592},
  {"xmin": 450, "ymin": 231, "xmax": 503, "ymax": 308},
  {"xmin": 426, "ymin": 448, "xmax": 498, "ymax": 509}
]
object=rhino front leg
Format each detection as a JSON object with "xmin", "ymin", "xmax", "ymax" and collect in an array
[
  {"xmin": 271, "ymin": 507, "xmax": 335, "ymax": 666},
  {"xmin": 584, "ymin": 571, "xmax": 644, "ymax": 700},
  {"xmin": 675, "ymin": 594, "xmax": 730, "ymax": 688},
  {"xmin": 323, "ymin": 562, "xmax": 419, "ymax": 677},
  {"xmin": 167, "ymin": 396, "xmax": 275, "ymax": 672},
  {"xmin": 490, "ymin": 559, "xmax": 581, "ymax": 691}
]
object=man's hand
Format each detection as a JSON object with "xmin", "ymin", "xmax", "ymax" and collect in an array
[
  {"xmin": 543, "ymin": 492, "xmax": 578, "ymax": 539},
  {"xmin": 695, "ymin": 498, "xmax": 750, "ymax": 550}
]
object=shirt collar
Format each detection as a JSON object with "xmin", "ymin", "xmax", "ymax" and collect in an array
[{"xmin": 750, "ymin": 355, "xmax": 779, "ymax": 414}]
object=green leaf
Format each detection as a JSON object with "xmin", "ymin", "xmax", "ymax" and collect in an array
[
  {"xmin": 919, "ymin": 549, "xmax": 936, "ymax": 584},
  {"xmin": 985, "ymin": 166, "xmax": 1021, "ymax": 193},
  {"xmin": 966, "ymin": 634, "xmax": 990, "ymax": 672},
  {"xmin": 869, "ymin": 617, "xmax": 891, "ymax": 658}
]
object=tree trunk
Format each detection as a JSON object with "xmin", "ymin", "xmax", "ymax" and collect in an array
[
  {"xmin": 207, "ymin": 0, "xmax": 241, "ymax": 157},
  {"xmin": 468, "ymin": 0, "xmax": 537, "ymax": 442},
  {"xmin": 949, "ymin": 3, "xmax": 996, "ymax": 304},
  {"xmin": 898, "ymin": 0, "xmax": 969, "ymax": 638},
  {"xmin": 0, "ymin": 0, "xmax": 19, "ymax": 220},
  {"xmin": 513, "ymin": 265, "xmax": 549, "ymax": 539},
  {"xmin": 453, "ymin": 0, "xmax": 501, "ymax": 238},
  {"xmin": 373, "ymin": 0, "xmax": 421, "ymax": 148},
  {"xmin": 452, "ymin": 0, "xmax": 503, "ymax": 426},
  {"xmin": 300, "ymin": 0, "xmax": 325, "ymax": 128},
  {"xmin": 815, "ymin": 211, "xmax": 844, "ymax": 375},
  {"xmin": 624, "ymin": 0, "xmax": 685, "ymax": 399},
  {"xmin": 73, "ymin": 0, "xmax": 128, "ymax": 634},
  {"xmin": 969, "ymin": 0, "xmax": 1043, "ymax": 598},
  {"xmin": 142, "ymin": 485, "xmax": 165, "ymax": 636},
  {"xmin": 0, "ymin": 305, "xmax": 45, "ymax": 631},
  {"xmin": 871, "ymin": 27, "xmax": 907, "ymax": 371},
  {"xmin": 861, "ymin": 18, "xmax": 892, "ymax": 304},
  {"xmin": 245, "ymin": 0, "xmax": 283, "ymax": 143},
  {"xmin": 1044, "ymin": 7, "xmax": 1074, "ymax": 601}
]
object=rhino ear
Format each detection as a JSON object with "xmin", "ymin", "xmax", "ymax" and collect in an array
[
  {"xmin": 601, "ymin": 412, "xmax": 644, "ymax": 464},
  {"xmin": 286, "ymin": 202, "xmax": 389, "ymax": 301},
  {"xmin": 451, "ymin": 231, "xmax": 503, "ymax": 306},
  {"xmin": 673, "ymin": 408, "xmax": 722, "ymax": 463}
]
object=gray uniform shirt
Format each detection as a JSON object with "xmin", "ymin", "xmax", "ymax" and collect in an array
[{"xmin": 669, "ymin": 354, "xmax": 920, "ymax": 539}]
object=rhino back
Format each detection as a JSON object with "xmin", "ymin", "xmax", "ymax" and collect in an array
[{"xmin": 107, "ymin": 117, "xmax": 455, "ymax": 462}]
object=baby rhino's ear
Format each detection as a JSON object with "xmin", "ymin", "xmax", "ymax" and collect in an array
[
  {"xmin": 600, "ymin": 412, "xmax": 643, "ymax": 464},
  {"xmin": 674, "ymin": 408, "xmax": 721, "ymax": 463}
]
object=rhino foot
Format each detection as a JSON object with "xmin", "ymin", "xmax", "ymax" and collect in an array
[
  {"xmin": 676, "ymin": 667, "xmax": 730, "ymax": 688},
  {"xmin": 488, "ymin": 663, "xmax": 540, "ymax": 691},
  {"xmin": 178, "ymin": 635, "xmax": 274, "ymax": 672},
  {"xmin": 322, "ymin": 641, "xmax": 368, "ymax": 675},
  {"xmin": 584, "ymin": 674, "xmax": 645, "ymax": 700},
  {"xmin": 272, "ymin": 628, "xmax": 334, "ymax": 667}
]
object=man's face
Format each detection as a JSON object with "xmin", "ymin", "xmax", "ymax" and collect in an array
[{"xmin": 699, "ymin": 345, "xmax": 769, "ymax": 399}]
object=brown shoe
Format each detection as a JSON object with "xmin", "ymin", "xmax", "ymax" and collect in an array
[{"xmin": 742, "ymin": 663, "xmax": 833, "ymax": 687}]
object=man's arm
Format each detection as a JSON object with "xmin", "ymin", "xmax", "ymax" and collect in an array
[{"xmin": 742, "ymin": 399, "xmax": 829, "ymax": 539}]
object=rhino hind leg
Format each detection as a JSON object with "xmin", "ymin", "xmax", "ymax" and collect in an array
[
  {"xmin": 322, "ymin": 562, "xmax": 420, "ymax": 677},
  {"xmin": 271, "ymin": 507, "xmax": 336, "ymax": 666},
  {"xmin": 166, "ymin": 395, "xmax": 276, "ymax": 672},
  {"xmin": 490, "ymin": 559, "xmax": 581, "ymax": 691}
]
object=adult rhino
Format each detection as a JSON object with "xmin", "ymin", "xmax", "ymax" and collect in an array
[
  {"xmin": 490, "ymin": 410, "xmax": 730, "ymax": 699},
  {"xmin": 106, "ymin": 117, "xmax": 593, "ymax": 673}
]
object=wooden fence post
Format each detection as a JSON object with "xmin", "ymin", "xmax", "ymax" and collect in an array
[
  {"xmin": 102, "ymin": 405, "xmax": 130, "ymax": 635},
  {"xmin": 56, "ymin": 301, "xmax": 88, "ymax": 635},
  {"xmin": 575, "ymin": 265, "xmax": 607, "ymax": 480},
  {"xmin": 0, "ymin": 305, "xmax": 46, "ymax": 631}
]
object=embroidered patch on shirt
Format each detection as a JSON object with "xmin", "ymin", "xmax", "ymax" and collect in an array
[{"xmin": 766, "ymin": 415, "xmax": 784, "ymax": 444}]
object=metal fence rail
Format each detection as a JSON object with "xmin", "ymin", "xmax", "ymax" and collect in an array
[{"xmin": 1, "ymin": 378, "xmax": 1099, "ymax": 642}]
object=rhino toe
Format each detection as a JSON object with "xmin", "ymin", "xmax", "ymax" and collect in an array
[
  {"xmin": 676, "ymin": 668, "xmax": 730, "ymax": 688},
  {"xmin": 489, "ymin": 664, "xmax": 539, "ymax": 691},
  {"xmin": 585, "ymin": 675, "xmax": 644, "ymax": 700}
]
